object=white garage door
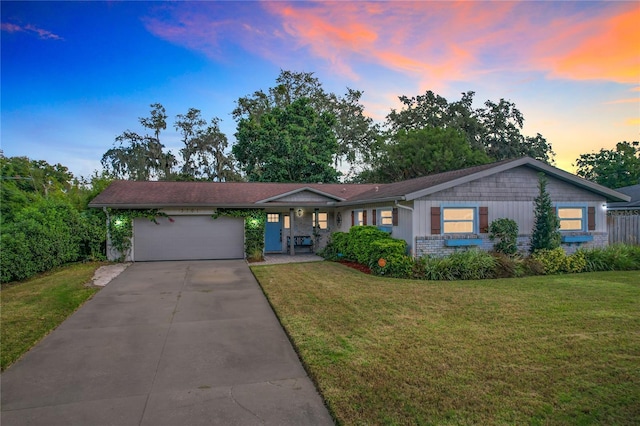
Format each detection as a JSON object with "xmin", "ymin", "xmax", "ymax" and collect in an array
[{"xmin": 133, "ymin": 216, "xmax": 244, "ymax": 261}]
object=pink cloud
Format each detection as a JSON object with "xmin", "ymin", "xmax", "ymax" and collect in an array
[
  {"xmin": 1, "ymin": 22, "xmax": 63, "ymax": 40},
  {"xmin": 535, "ymin": 4, "xmax": 640, "ymax": 84},
  {"xmin": 142, "ymin": 1, "xmax": 639, "ymax": 89}
]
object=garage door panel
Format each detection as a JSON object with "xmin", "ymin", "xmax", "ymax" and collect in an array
[{"xmin": 133, "ymin": 216, "xmax": 244, "ymax": 261}]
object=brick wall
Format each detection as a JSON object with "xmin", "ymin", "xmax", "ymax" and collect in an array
[{"xmin": 415, "ymin": 232, "xmax": 608, "ymax": 258}]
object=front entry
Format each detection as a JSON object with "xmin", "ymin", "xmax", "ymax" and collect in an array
[{"xmin": 265, "ymin": 213, "xmax": 283, "ymax": 252}]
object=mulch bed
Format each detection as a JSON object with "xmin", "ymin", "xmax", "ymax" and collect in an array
[{"xmin": 338, "ymin": 260, "xmax": 371, "ymax": 274}]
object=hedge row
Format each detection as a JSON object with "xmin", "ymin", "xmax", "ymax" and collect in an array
[
  {"xmin": 321, "ymin": 228, "xmax": 640, "ymax": 280},
  {"xmin": 1, "ymin": 198, "xmax": 105, "ymax": 283}
]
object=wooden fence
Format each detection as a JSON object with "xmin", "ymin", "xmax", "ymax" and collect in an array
[{"xmin": 607, "ymin": 211, "xmax": 640, "ymax": 245}]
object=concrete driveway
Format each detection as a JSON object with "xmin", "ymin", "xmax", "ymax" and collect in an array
[{"xmin": 1, "ymin": 260, "xmax": 334, "ymax": 426}]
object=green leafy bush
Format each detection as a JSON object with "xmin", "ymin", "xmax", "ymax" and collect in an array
[
  {"xmin": 319, "ymin": 232, "xmax": 349, "ymax": 261},
  {"xmin": 370, "ymin": 253, "xmax": 414, "ymax": 278},
  {"xmin": 320, "ymin": 226, "xmax": 394, "ymax": 264},
  {"xmin": 579, "ymin": 244, "xmax": 640, "ymax": 272},
  {"xmin": 530, "ymin": 247, "xmax": 587, "ymax": 274},
  {"xmin": 489, "ymin": 218, "xmax": 519, "ymax": 255},
  {"xmin": 1, "ymin": 199, "xmax": 84, "ymax": 282},
  {"xmin": 419, "ymin": 249, "xmax": 497, "ymax": 281},
  {"xmin": 347, "ymin": 226, "xmax": 394, "ymax": 264}
]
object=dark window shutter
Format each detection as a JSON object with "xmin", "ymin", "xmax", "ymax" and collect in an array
[
  {"xmin": 431, "ymin": 207, "xmax": 441, "ymax": 235},
  {"xmin": 479, "ymin": 207, "xmax": 489, "ymax": 233},
  {"xmin": 392, "ymin": 208, "xmax": 399, "ymax": 226},
  {"xmin": 372, "ymin": 209, "xmax": 377, "ymax": 226},
  {"xmin": 363, "ymin": 210, "xmax": 367, "ymax": 226},
  {"xmin": 588, "ymin": 206, "xmax": 595, "ymax": 231},
  {"xmin": 351, "ymin": 211, "xmax": 354, "ymax": 227}
]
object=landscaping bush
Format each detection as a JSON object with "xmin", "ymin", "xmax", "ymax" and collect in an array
[
  {"xmin": 319, "ymin": 232, "xmax": 349, "ymax": 261},
  {"xmin": 419, "ymin": 249, "xmax": 497, "ymax": 280},
  {"xmin": 370, "ymin": 253, "xmax": 414, "ymax": 278},
  {"xmin": 368, "ymin": 239, "xmax": 407, "ymax": 264},
  {"xmin": 492, "ymin": 252, "xmax": 527, "ymax": 278},
  {"xmin": 1, "ymin": 199, "xmax": 84, "ymax": 283},
  {"xmin": 347, "ymin": 226, "xmax": 394, "ymax": 264},
  {"xmin": 530, "ymin": 247, "xmax": 587, "ymax": 274},
  {"xmin": 320, "ymin": 226, "xmax": 393, "ymax": 264},
  {"xmin": 579, "ymin": 244, "xmax": 640, "ymax": 272},
  {"xmin": 489, "ymin": 218, "xmax": 519, "ymax": 256}
]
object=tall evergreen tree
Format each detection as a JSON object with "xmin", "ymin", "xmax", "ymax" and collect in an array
[{"xmin": 530, "ymin": 173, "xmax": 561, "ymax": 253}]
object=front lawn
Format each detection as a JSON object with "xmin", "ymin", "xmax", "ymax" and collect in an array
[
  {"xmin": 1, "ymin": 262, "xmax": 102, "ymax": 371},
  {"xmin": 252, "ymin": 262, "xmax": 640, "ymax": 425}
]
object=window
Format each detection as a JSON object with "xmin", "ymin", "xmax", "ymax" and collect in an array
[
  {"xmin": 354, "ymin": 210, "xmax": 365, "ymax": 226},
  {"xmin": 313, "ymin": 212, "xmax": 328, "ymax": 230},
  {"xmin": 267, "ymin": 214, "xmax": 279, "ymax": 223},
  {"xmin": 284, "ymin": 215, "xmax": 290, "ymax": 229},
  {"xmin": 442, "ymin": 207, "xmax": 476, "ymax": 234},
  {"xmin": 378, "ymin": 209, "xmax": 393, "ymax": 226},
  {"xmin": 558, "ymin": 207, "xmax": 584, "ymax": 231}
]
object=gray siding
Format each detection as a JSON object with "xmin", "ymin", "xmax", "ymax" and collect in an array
[
  {"xmin": 414, "ymin": 167, "xmax": 607, "ymax": 237},
  {"xmin": 271, "ymin": 191, "xmax": 337, "ymax": 203}
]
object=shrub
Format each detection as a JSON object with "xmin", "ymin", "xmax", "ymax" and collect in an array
[
  {"xmin": 492, "ymin": 252, "xmax": 527, "ymax": 278},
  {"xmin": 320, "ymin": 226, "xmax": 394, "ymax": 264},
  {"xmin": 489, "ymin": 218, "xmax": 519, "ymax": 256},
  {"xmin": 530, "ymin": 247, "xmax": 587, "ymax": 275},
  {"xmin": 368, "ymin": 239, "xmax": 407, "ymax": 264},
  {"xmin": 347, "ymin": 226, "xmax": 394, "ymax": 264},
  {"xmin": 419, "ymin": 249, "xmax": 497, "ymax": 280},
  {"xmin": 371, "ymin": 253, "xmax": 414, "ymax": 278},
  {"xmin": 319, "ymin": 232, "xmax": 349, "ymax": 261},
  {"xmin": 580, "ymin": 244, "xmax": 640, "ymax": 272},
  {"xmin": 1, "ymin": 199, "xmax": 84, "ymax": 283}
]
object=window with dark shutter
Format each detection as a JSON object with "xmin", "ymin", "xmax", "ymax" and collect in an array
[
  {"xmin": 479, "ymin": 207, "xmax": 489, "ymax": 233},
  {"xmin": 588, "ymin": 206, "xmax": 595, "ymax": 231},
  {"xmin": 431, "ymin": 207, "xmax": 441, "ymax": 235}
]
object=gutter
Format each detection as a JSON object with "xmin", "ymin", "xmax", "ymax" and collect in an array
[{"xmin": 395, "ymin": 200, "xmax": 413, "ymax": 212}]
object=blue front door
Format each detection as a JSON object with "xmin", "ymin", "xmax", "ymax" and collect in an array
[{"xmin": 265, "ymin": 213, "xmax": 282, "ymax": 252}]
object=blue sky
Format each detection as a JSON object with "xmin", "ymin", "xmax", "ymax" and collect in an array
[{"xmin": 2, "ymin": 1, "xmax": 638, "ymax": 179}]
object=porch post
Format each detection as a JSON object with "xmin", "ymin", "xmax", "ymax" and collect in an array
[{"xmin": 289, "ymin": 208, "xmax": 295, "ymax": 256}]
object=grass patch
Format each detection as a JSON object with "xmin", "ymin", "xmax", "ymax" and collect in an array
[
  {"xmin": 1, "ymin": 262, "xmax": 103, "ymax": 371},
  {"xmin": 252, "ymin": 262, "xmax": 640, "ymax": 425}
]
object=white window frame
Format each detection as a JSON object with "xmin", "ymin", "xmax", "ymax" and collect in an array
[
  {"xmin": 557, "ymin": 205, "xmax": 586, "ymax": 232},
  {"xmin": 313, "ymin": 212, "xmax": 328, "ymax": 230},
  {"xmin": 283, "ymin": 215, "xmax": 290, "ymax": 229},
  {"xmin": 378, "ymin": 209, "xmax": 393, "ymax": 226},
  {"xmin": 442, "ymin": 206, "xmax": 477, "ymax": 234}
]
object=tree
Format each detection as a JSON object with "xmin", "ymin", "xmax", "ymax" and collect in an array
[
  {"xmin": 385, "ymin": 90, "xmax": 555, "ymax": 164},
  {"xmin": 575, "ymin": 141, "xmax": 640, "ymax": 189},
  {"xmin": 530, "ymin": 173, "xmax": 561, "ymax": 253},
  {"xmin": 233, "ymin": 70, "xmax": 378, "ymax": 176},
  {"xmin": 355, "ymin": 127, "xmax": 490, "ymax": 183},
  {"xmin": 233, "ymin": 98, "xmax": 339, "ymax": 182},
  {"xmin": 0, "ymin": 154, "xmax": 75, "ymax": 223},
  {"xmin": 174, "ymin": 109, "xmax": 239, "ymax": 181},
  {"xmin": 101, "ymin": 103, "xmax": 176, "ymax": 180}
]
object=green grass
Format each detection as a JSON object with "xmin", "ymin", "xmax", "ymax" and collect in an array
[
  {"xmin": 1, "ymin": 262, "xmax": 102, "ymax": 371},
  {"xmin": 252, "ymin": 262, "xmax": 640, "ymax": 425}
]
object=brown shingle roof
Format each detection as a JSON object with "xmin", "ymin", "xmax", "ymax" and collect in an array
[
  {"xmin": 89, "ymin": 181, "xmax": 381, "ymax": 208},
  {"xmin": 89, "ymin": 157, "xmax": 630, "ymax": 208},
  {"xmin": 347, "ymin": 159, "xmax": 518, "ymax": 202}
]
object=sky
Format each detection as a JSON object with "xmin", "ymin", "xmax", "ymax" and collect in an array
[{"xmin": 2, "ymin": 1, "xmax": 639, "ymax": 179}]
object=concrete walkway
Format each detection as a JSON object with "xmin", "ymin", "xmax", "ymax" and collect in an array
[{"xmin": 1, "ymin": 260, "xmax": 334, "ymax": 426}]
